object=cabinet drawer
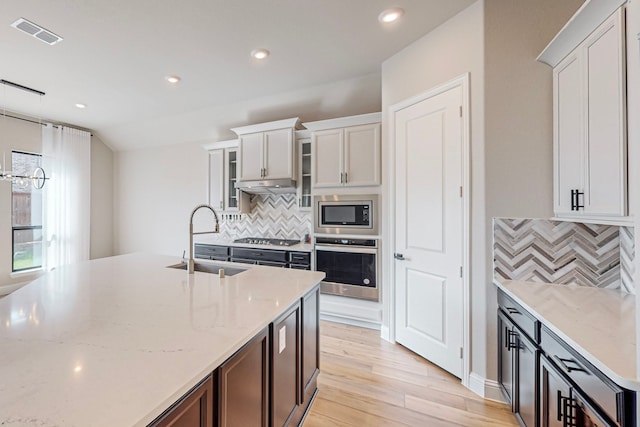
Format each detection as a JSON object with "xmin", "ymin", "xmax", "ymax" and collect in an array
[
  {"xmin": 541, "ymin": 326, "xmax": 625, "ymax": 425},
  {"xmin": 194, "ymin": 244, "xmax": 229, "ymax": 260},
  {"xmin": 231, "ymin": 247, "xmax": 288, "ymax": 263},
  {"xmin": 498, "ymin": 289, "xmax": 539, "ymax": 343},
  {"xmin": 289, "ymin": 252, "xmax": 310, "ymax": 266}
]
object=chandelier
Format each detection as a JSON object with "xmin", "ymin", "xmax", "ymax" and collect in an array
[
  {"xmin": 0, "ymin": 154, "xmax": 47, "ymax": 190},
  {"xmin": 1, "ymin": 79, "xmax": 48, "ymax": 189}
]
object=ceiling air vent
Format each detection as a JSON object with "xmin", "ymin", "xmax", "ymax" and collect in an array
[{"xmin": 11, "ymin": 18, "xmax": 63, "ymax": 45}]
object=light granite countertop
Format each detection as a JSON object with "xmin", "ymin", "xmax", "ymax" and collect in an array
[
  {"xmin": 0, "ymin": 253, "xmax": 324, "ymax": 426},
  {"xmin": 495, "ymin": 280, "xmax": 638, "ymax": 391}
]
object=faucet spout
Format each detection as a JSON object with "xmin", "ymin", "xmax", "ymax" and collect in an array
[{"xmin": 188, "ymin": 204, "xmax": 220, "ymax": 274}]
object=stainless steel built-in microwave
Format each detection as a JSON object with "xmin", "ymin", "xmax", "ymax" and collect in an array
[{"xmin": 314, "ymin": 194, "xmax": 379, "ymax": 235}]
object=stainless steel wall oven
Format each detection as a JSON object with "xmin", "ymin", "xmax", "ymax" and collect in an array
[{"xmin": 314, "ymin": 237, "xmax": 379, "ymax": 301}]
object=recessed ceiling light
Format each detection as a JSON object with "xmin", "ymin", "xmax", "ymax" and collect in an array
[
  {"xmin": 378, "ymin": 7, "xmax": 405, "ymax": 23},
  {"xmin": 75, "ymin": 103, "xmax": 86, "ymax": 109},
  {"xmin": 165, "ymin": 75, "xmax": 181, "ymax": 84},
  {"xmin": 251, "ymin": 49, "xmax": 270, "ymax": 60}
]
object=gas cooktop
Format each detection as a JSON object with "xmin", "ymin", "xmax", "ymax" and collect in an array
[{"xmin": 233, "ymin": 237, "xmax": 300, "ymax": 247}]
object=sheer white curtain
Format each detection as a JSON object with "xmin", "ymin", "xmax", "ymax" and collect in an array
[{"xmin": 42, "ymin": 124, "xmax": 91, "ymax": 270}]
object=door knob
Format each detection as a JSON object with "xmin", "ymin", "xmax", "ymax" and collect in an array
[{"xmin": 394, "ymin": 253, "xmax": 405, "ymax": 260}]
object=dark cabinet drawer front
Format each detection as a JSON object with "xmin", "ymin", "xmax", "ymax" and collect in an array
[
  {"xmin": 498, "ymin": 290, "xmax": 539, "ymax": 343},
  {"xmin": 232, "ymin": 247, "xmax": 288, "ymax": 263},
  {"xmin": 194, "ymin": 244, "xmax": 229, "ymax": 259},
  {"xmin": 541, "ymin": 326, "xmax": 622, "ymax": 425},
  {"xmin": 289, "ymin": 252, "xmax": 310, "ymax": 265}
]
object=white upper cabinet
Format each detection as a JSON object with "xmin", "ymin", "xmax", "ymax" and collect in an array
[
  {"xmin": 304, "ymin": 113, "xmax": 381, "ymax": 189},
  {"xmin": 202, "ymin": 139, "xmax": 249, "ymax": 213},
  {"xmin": 238, "ymin": 133, "xmax": 263, "ymax": 181},
  {"xmin": 312, "ymin": 128, "xmax": 343, "ymax": 187},
  {"xmin": 539, "ymin": 4, "xmax": 627, "ymax": 222},
  {"xmin": 232, "ymin": 117, "xmax": 299, "ymax": 182},
  {"xmin": 344, "ymin": 124, "xmax": 381, "ymax": 187}
]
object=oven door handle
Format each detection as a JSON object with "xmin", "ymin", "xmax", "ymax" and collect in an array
[{"xmin": 314, "ymin": 244, "xmax": 378, "ymax": 255}]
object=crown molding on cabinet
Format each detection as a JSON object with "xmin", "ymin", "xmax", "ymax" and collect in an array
[
  {"xmin": 201, "ymin": 138, "xmax": 239, "ymax": 151},
  {"xmin": 230, "ymin": 117, "xmax": 300, "ymax": 136},
  {"xmin": 537, "ymin": 0, "xmax": 626, "ymax": 67},
  {"xmin": 302, "ymin": 112, "xmax": 381, "ymax": 132}
]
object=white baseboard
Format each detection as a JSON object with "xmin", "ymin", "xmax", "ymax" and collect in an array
[
  {"xmin": 319, "ymin": 313, "xmax": 381, "ymax": 330},
  {"xmin": 380, "ymin": 325, "xmax": 392, "ymax": 342},
  {"xmin": 319, "ymin": 295, "xmax": 382, "ymax": 329},
  {"xmin": 468, "ymin": 372, "xmax": 507, "ymax": 403}
]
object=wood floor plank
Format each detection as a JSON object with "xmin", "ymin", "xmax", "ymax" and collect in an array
[{"xmin": 304, "ymin": 321, "xmax": 519, "ymax": 427}]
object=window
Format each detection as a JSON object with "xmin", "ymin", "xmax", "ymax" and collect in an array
[{"xmin": 11, "ymin": 151, "xmax": 43, "ymax": 272}]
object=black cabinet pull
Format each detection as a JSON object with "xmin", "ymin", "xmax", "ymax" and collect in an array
[
  {"xmin": 507, "ymin": 330, "xmax": 518, "ymax": 351},
  {"xmin": 557, "ymin": 390, "xmax": 563, "ymax": 422},
  {"xmin": 505, "ymin": 307, "xmax": 520, "ymax": 315},
  {"xmin": 554, "ymin": 356, "xmax": 588, "ymax": 374},
  {"xmin": 570, "ymin": 189, "xmax": 584, "ymax": 211}
]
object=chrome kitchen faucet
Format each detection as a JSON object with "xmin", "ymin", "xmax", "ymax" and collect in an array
[{"xmin": 188, "ymin": 204, "xmax": 220, "ymax": 274}]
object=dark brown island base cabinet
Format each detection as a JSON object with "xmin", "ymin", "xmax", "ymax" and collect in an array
[
  {"xmin": 497, "ymin": 288, "xmax": 636, "ymax": 427},
  {"xmin": 151, "ymin": 375, "xmax": 215, "ymax": 427},
  {"xmin": 149, "ymin": 284, "xmax": 320, "ymax": 427}
]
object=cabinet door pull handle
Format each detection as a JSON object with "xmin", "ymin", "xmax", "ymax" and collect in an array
[
  {"xmin": 554, "ymin": 356, "xmax": 588, "ymax": 374},
  {"xmin": 575, "ymin": 190, "xmax": 584, "ymax": 210},
  {"xmin": 557, "ymin": 390, "xmax": 563, "ymax": 422},
  {"xmin": 571, "ymin": 189, "xmax": 584, "ymax": 211},
  {"xmin": 344, "ymin": 172, "xmax": 348, "ymax": 183},
  {"xmin": 505, "ymin": 307, "xmax": 520, "ymax": 315}
]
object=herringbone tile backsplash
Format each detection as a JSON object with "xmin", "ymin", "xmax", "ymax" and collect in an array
[
  {"xmin": 218, "ymin": 194, "xmax": 312, "ymax": 241},
  {"xmin": 494, "ymin": 218, "xmax": 635, "ymax": 293}
]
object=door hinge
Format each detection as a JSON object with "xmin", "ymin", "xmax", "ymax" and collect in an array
[
  {"xmin": 459, "ymin": 106, "xmax": 462, "ymax": 117},
  {"xmin": 459, "ymin": 347, "xmax": 463, "ymax": 358},
  {"xmin": 459, "ymin": 186, "xmax": 463, "ymax": 197},
  {"xmin": 459, "ymin": 266, "xmax": 463, "ymax": 278}
]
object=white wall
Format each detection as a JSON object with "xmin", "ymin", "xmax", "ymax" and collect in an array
[
  {"xmin": 381, "ymin": 0, "xmax": 582, "ymax": 396},
  {"xmin": 114, "ymin": 140, "xmax": 210, "ymax": 257},
  {"xmin": 483, "ymin": 0, "xmax": 583, "ymax": 387},
  {"xmin": 90, "ymin": 135, "xmax": 114, "ymax": 259}
]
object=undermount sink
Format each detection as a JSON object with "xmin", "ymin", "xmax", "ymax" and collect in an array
[{"xmin": 166, "ymin": 262, "xmax": 247, "ymax": 276}]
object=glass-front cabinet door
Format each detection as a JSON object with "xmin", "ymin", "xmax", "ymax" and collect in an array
[
  {"xmin": 298, "ymin": 138, "xmax": 312, "ymax": 209},
  {"xmin": 225, "ymin": 148, "xmax": 238, "ymax": 210}
]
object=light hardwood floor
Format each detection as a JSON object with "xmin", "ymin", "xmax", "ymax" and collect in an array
[{"xmin": 304, "ymin": 321, "xmax": 519, "ymax": 427}]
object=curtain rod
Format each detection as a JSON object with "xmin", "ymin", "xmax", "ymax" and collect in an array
[
  {"xmin": 0, "ymin": 111, "xmax": 57, "ymax": 128},
  {"xmin": 0, "ymin": 111, "xmax": 94, "ymax": 136}
]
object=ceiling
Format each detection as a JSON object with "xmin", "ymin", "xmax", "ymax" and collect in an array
[{"xmin": 0, "ymin": 0, "xmax": 475, "ymax": 151}]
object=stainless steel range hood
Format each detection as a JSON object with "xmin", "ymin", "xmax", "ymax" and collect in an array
[{"xmin": 235, "ymin": 178, "xmax": 297, "ymax": 194}]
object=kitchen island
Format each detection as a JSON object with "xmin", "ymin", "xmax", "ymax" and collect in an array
[{"xmin": 0, "ymin": 253, "xmax": 324, "ymax": 426}]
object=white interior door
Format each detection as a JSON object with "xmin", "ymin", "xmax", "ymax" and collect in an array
[{"xmin": 394, "ymin": 84, "xmax": 463, "ymax": 378}]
